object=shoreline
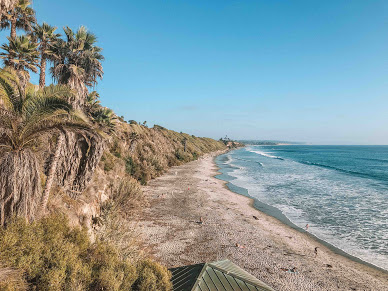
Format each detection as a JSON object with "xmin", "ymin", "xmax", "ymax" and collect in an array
[
  {"xmin": 214, "ymin": 150, "xmax": 388, "ymax": 274},
  {"xmin": 134, "ymin": 150, "xmax": 388, "ymax": 291}
]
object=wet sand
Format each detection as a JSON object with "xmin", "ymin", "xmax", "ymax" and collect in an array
[{"xmin": 134, "ymin": 151, "xmax": 388, "ymax": 291}]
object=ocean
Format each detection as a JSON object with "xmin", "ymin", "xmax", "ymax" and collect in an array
[{"xmin": 215, "ymin": 145, "xmax": 388, "ymax": 270}]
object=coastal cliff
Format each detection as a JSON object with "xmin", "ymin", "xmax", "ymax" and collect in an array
[{"xmin": 47, "ymin": 119, "xmax": 230, "ymax": 234}]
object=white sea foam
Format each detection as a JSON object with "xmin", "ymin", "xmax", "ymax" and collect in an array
[
  {"xmin": 271, "ymin": 203, "xmax": 388, "ymax": 270},
  {"xmin": 219, "ymin": 146, "xmax": 388, "ymax": 270},
  {"xmin": 250, "ymin": 150, "xmax": 283, "ymax": 160}
]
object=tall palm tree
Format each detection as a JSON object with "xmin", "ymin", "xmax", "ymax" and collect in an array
[
  {"xmin": 0, "ymin": 0, "xmax": 17, "ymax": 17},
  {"xmin": 0, "ymin": 0, "xmax": 35, "ymax": 39},
  {"xmin": 32, "ymin": 22, "xmax": 61, "ymax": 89},
  {"xmin": 0, "ymin": 34, "xmax": 39, "ymax": 72},
  {"xmin": 0, "ymin": 34, "xmax": 39, "ymax": 91},
  {"xmin": 0, "ymin": 68, "xmax": 90, "ymax": 225},
  {"xmin": 50, "ymin": 26, "xmax": 104, "ymax": 109}
]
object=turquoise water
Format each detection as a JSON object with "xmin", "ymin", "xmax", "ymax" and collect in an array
[{"xmin": 215, "ymin": 146, "xmax": 388, "ymax": 270}]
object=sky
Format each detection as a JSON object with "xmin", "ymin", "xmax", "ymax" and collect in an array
[{"xmin": 3, "ymin": 0, "xmax": 388, "ymax": 144}]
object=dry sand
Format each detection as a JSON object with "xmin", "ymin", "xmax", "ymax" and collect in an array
[{"xmin": 134, "ymin": 150, "xmax": 388, "ymax": 291}]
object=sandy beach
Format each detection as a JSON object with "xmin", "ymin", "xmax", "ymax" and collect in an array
[{"xmin": 134, "ymin": 150, "xmax": 388, "ymax": 291}]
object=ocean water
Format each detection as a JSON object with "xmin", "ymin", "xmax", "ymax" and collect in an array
[{"xmin": 215, "ymin": 145, "xmax": 388, "ymax": 270}]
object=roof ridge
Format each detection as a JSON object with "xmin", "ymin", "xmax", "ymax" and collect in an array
[{"xmin": 207, "ymin": 260, "xmax": 275, "ymax": 291}]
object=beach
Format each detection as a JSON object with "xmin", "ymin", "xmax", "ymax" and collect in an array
[{"xmin": 134, "ymin": 150, "xmax": 388, "ymax": 291}]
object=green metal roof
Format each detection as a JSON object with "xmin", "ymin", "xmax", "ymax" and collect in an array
[{"xmin": 170, "ymin": 260, "xmax": 275, "ymax": 291}]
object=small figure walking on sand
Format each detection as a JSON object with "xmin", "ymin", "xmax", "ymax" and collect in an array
[
  {"xmin": 314, "ymin": 247, "xmax": 319, "ymax": 257},
  {"xmin": 236, "ymin": 243, "xmax": 245, "ymax": 249},
  {"xmin": 199, "ymin": 216, "xmax": 203, "ymax": 224},
  {"xmin": 305, "ymin": 224, "xmax": 309, "ymax": 231}
]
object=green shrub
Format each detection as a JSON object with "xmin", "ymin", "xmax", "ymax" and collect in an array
[
  {"xmin": 111, "ymin": 139, "xmax": 122, "ymax": 158},
  {"xmin": 109, "ymin": 178, "xmax": 144, "ymax": 213},
  {"xmin": 104, "ymin": 163, "xmax": 114, "ymax": 172},
  {"xmin": 174, "ymin": 149, "xmax": 185, "ymax": 161},
  {"xmin": 0, "ymin": 215, "xmax": 91, "ymax": 290},
  {"xmin": 0, "ymin": 215, "xmax": 171, "ymax": 291},
  {"xmin": 102, "ymin": 152, "xmax": 115, "ymax": 172},
  {"xmin": 134, "ymin": 259, "xmax": 172, "ymax": 291},
  {"xmin": 151, "ymin": 158, "xmax": 164, "ymax": 172},
  {"xmin": 192, "ymin": 152, "xmax": 198, "ymax": 160},
  {"xmin": 124, "ymin": 156, "xmax": 138, "ymax": 176},
  {"xmin": 153, "ymin": 124, "xmax": 166, "ymax": 130},
  {"xmin": 140, "ymin": 174, "xmax": 147, "ymax": 186},
  {"xmin": 88, "ymin": 242, "xmax": 137, "ymax": 291}
]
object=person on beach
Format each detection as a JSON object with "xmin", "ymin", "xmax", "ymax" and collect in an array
[
  {"xmin": 236, "ymin": 243, "xmax": 245, "ymax": 249},
  {"xmin": 314, "ymin": 247, "xmax": 319, "ymax": 257},
  {"xmin": 305, "ymin": 224, "xmax": 309, "ymax": 231}
]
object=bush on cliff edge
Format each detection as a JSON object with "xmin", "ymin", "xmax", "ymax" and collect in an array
[{"xmin": 0, "ymin": 215, "xmax": 171, "ymax": 291}]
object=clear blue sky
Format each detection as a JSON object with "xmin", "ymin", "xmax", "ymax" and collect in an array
[{"xmin": 6, "ymin": 0, "xmax": 388, "ymax": 144}]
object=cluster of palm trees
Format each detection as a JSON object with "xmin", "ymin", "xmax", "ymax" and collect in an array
[
  {"xmin": 50, "ymin": 26, "xmax": 104, "ymax": 108},
  {"xmin": 0, "ymin": 1, "xmax": 106, "ymax": 225},
  {"xmin": 0, "ymin": 1, "xmax": 104, "ymax": 102}
]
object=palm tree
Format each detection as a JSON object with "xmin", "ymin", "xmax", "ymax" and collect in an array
[
  {"xmin": 0, "ymin": 0, "xmax": 35, "ymax": 39},
  {"xmin": 0, "ymin": 34, "xmax": 39, "ymax": 91},
  {"xmin": 0, "ymin": 68, "xmax": 90, "ymax": 225},
  {"xmin": 0, "ymin": 0, "xmax": 17, "ymax": 17},
  {"xmin": 32, "ymin": 22, "xmax": 61, "ymax": 89},
  {"xmin": 92, "ymin": 107, "xmax": 116, "ymax": 129},
  {"xmin": 85, "ymin": 90, "xmax": 101, "ymax": 115},
  {"xmin": 50, "ymin": 26, "xmax": 104, "ymax": 109}
]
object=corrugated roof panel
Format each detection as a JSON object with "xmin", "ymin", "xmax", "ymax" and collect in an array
[
  {"xmin": 205, "ymin": 267, "xmax": 223, "ymax": 289},
  {"xmin": 171, "ymin": 260, "xmax": 275, "ymax": 291},
  {"xmin": 198, "ymin": 277, "xmax": 210, "ymax": 291},
  {"xmin": 245, "ymin": 282, "xmax": 260, "ymax": 291},
  {"xmin": 224, "ymin": 274, "xmax": 243, "ymax": 291},
  {"xmin": 209, "ymin": 260, "xmax": 274, "ymax": 291},
  {"xmin": 202, "ymin": 270, "xmax": 218, "ymax": 291},
  {"xmin": 170, "ymin": 263, "xmax": 205, "ymax": 291},
  {"xmin": 234, "ymin": 277, "xmax": 252, "ymax": 291},
  {"xmin": 213, "ymin": 268, "xmax": 234, "ymax": 290}
]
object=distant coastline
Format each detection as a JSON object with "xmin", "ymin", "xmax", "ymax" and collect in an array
[{"xmin": 238, "ymin": 140, "xmax": 306, "ymax": 146}]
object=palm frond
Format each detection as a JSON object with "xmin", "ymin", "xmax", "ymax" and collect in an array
[
  {"xmin": 0, "ymin": 67, "xmax": 24, "ymax": 112},
  {"xmin": 0, "ymin": 69, "xmax": 93, "ymax": 151},
  {"xmin": 0, "ymin": 35, "xmax": 39, "ymax": 73}
]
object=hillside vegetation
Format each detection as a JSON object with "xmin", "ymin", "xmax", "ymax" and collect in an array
[
  {"xmin": 0, "ymin": 215, "xmax": 172, "ymax": 291},
  {"xmin": 50, "ymin": 119, "xmax": 229, "ymax": 240},
  {"xmin": 104, "ymin": 122, "xmax": 227, "ymax": 183}
]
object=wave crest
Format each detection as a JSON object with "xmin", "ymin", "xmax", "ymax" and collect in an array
[{"xmin": 250, "ymin": 150, "xmax": 284, "ymax": 160}]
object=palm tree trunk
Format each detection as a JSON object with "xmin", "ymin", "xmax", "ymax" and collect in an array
[
  {"xmin": 10, "ymin": 17, "xmax": 16, "ymax": 39},
  {"xmin": 16, "ymin": 70, "xmax": 28, "ymax": 97},
  {"xmin": 39, "ymin": 56, "xmax": 46, "ymax": 89},
  {"xmin": 40, "ymin": 132, "xmax": 64, "ymax": 214},
  {"xmin": 0, "ymin": 150, "xmax": 42, "ymax": 226}
]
